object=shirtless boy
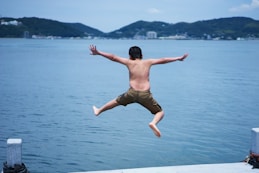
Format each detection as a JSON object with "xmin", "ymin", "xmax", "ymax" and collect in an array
[{"xmin": 90, "ymin": 45, "xmax": 188, "ymax": 137}]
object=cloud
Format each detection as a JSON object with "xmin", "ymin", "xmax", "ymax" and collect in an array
[
  {"xmin": 147, "ymin": 8, "xmax": 161, "ymax": 14},
  {"xmin": 229, "ymin": 0, "xmax": 259, "ymax": 12}
]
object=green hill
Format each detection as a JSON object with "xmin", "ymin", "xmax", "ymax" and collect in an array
[
  {"xmin": 107, "ymin": 17, "xmax": 259, "ymax": 39},
  {"xmin": 0, "ymin": 17, "xmax": 103, "ymax": 38}
]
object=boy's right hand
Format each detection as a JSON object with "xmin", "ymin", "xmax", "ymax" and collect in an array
[{"xmin": 89, "ymin": 45, "xmax": 99, "ymax": 55}]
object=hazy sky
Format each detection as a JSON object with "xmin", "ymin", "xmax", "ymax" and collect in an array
[{"xmin": 1, "ymin": 0, "xmax": 259, "ymax": 32}]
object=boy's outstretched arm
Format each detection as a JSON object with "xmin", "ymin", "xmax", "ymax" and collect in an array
[
  {"xmin": 89, "ymin": 45, "xmax": 128, "ymax": 64},
  {"xmin": 150, "ymin": 53, "xmax": 188, "ymax": 65},
  {"xmin": 89, "ymin": 45, "xmax": 115, "ymax": 60}
]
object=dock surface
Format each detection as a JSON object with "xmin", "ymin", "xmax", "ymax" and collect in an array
[{"xmin": 69, "ymin": 162, "xmax": 259, "ymax": 173}]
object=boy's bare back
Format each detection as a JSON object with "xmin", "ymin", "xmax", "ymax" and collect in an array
[
  {"xmin": 126, "ymin": 55, "xmax": 188, "ymax": 91},
  {"xmin": 127, "ymin": 59, "xmax": 152, "ymax": 91}
]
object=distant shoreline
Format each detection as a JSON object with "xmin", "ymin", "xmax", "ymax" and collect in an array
[
  {"xmin": 1, "ymin": 16, "xmax": 259, "ymax": 40},
  {"xmin": 0, "ymin": 37, "xmax": 258, "ymax": 41}
]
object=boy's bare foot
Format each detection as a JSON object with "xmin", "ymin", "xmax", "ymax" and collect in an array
[
  {"xmin": 149, "ymin": 123, "xmax": 161, "ymax": 137},
  {"xmin": 93, "ymin": 106, "xmax": 100, "ymax": 116}
]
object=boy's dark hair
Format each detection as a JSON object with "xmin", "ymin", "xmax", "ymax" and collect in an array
[{"xmin": 129, "ymin": 46, "xmax": 142, "ymax": 60}]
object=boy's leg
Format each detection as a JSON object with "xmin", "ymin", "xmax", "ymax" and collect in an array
[
  {"xmin": 149, "ymin": 111, "xmax": 164, "ymax": 137},
  {"xmin": 93, "ymin": 99, "xmax": 119, "ymax": 116}
]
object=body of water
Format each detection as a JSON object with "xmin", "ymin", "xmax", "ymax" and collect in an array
[{"xmin": 0, "ymin": 39, "xmax": 259, "ymax": 173}]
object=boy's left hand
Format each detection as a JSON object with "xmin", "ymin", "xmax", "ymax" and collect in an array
[{"xmin": 179, "ymin": 54, "xmax": 188, "ymax": 61}]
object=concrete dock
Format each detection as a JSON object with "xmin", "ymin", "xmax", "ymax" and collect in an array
[
  {"xmin": 70, "ymin": 162, "xmax": 259, "ymax": 173},
  {"xmin": 3, "ymin": 128, "xmax": 259, "ymax": 173}
]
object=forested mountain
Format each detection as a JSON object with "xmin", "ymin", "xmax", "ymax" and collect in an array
[
  {"xmin": 0, "ymin": 17, "xmax": 103, "ymax": 38},
  {"xmin": 107, "ymin": 17, "xmax": 259, "ymax": 39},
  {"xmin": 1, "ymin": 17, "xmax": 258, "ymax": 39}
]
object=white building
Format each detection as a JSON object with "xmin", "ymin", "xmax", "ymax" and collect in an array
[
  {"xmin": 146, "ymin": 31, "xmax": 157, "ymax": 39},
  {"xmin": 1, "ymin": 20, "xmax": 20, "ymax": 26}
]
